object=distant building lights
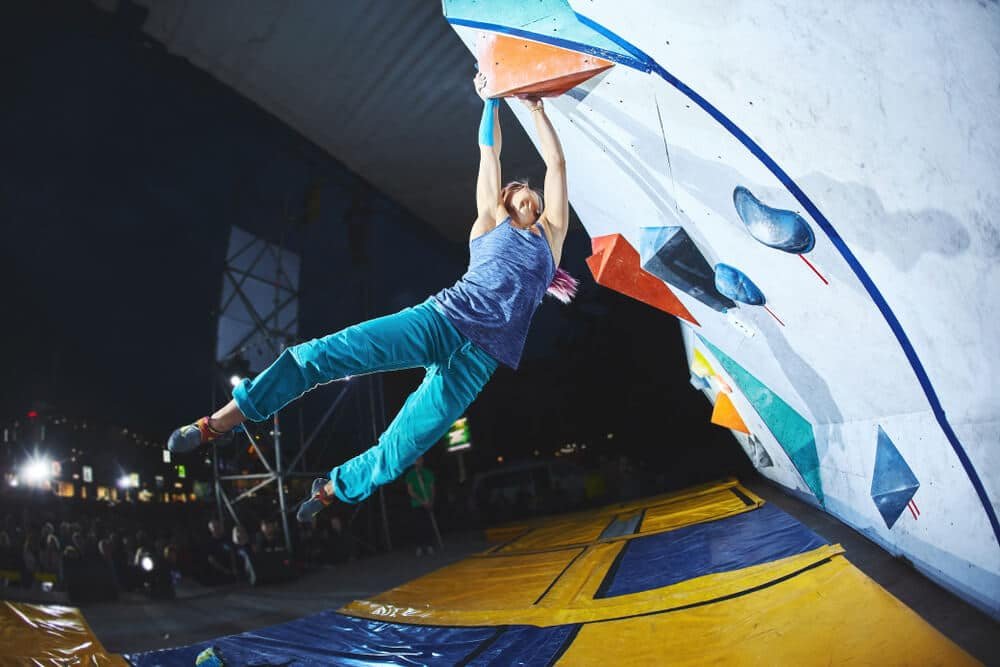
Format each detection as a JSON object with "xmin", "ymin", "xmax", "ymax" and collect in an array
[{"xmin": 21, "ymin": 457, "xmax": 51, "ymax": 484}]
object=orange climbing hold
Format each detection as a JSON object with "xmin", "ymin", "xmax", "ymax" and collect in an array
[
  {"xmin": 476, "ymin": 33, "xmax": 614, "ymax": 98},
  {"xmin": 711, "ymin": 392, "xmax": 749, "ymax": 434},
  {"xmin": 586, "ymin": 234, "xmax": 699, "ymax": 325}
]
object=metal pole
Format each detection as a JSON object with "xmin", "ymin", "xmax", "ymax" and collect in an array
[
  {"xmin": 218, "ymin": 486, "xmax": 244, "ymax": 532},
  {"xmin": 286, "ymin": 383, "xmax": 352, "ymax": 473},
  {"xmin": 297, "ymin": 405, "xmax": 305, "ymax": 473},
  {"xmin": 213, "ymin": 446, "xmax": 225, "ymax": 527},
  {"xmin": 369, "ymin": 376, "xmax": 392, "ymax": 552},
  {"xmin": 211, "ymin": 381, "xmax": 225, "ymax": 529},
  {"xmin": 230, "ymin": 475, "xmax": 277, "ymax": 504},
  {"xmin": 272, "ymin": 228, "xmax": 293, "ymax": 556},
  {"xmin": 237, "ymin": 425, "xmax": 275, "ymax": 476},
  {"xmin": 427, "ymin": 507, "xmax": 443, "ymax": 550},
  {"xmin": 274, "ymin": 410, "xmax": 293, "ymax": 554}
]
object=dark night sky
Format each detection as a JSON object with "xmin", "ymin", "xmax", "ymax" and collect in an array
[{"xmin": 0, "ymin": 1, "xmax": 751, "ymax": 485}]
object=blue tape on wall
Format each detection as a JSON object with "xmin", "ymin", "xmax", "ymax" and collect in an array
[{"xmin": 595, "ymin": 504, "xmax": 828, "ymax": 598}]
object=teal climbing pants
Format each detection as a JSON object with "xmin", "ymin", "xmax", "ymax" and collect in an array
[{"xmin": 232, "ymin": 299, "xmax": 497, "ymax": 503}]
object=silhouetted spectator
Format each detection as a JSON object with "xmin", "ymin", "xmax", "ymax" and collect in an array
[
  {"xmin": 39, "ymin": 534, "xmax": 61, "ymax": 587},
  {"xmin": 199, "ymin": 519, "xmax": 235, "ymax": 585},
  {"xmin": 60, "ymin": 545, "xmax": 83, "ymax": 599},
  {"xmin": 22, "ymin": 532, "xmax": 40, "ymax": 589},
  {"xmin": 254, "ymin": 519, "xmax": 285, "ymax": 555},
  {"xmin": 232, "ymin": 525, "xmax": 257, "ymax": 586},
  {"xmin": 0, "ymin": 532, "xmax": 13, "ymax": 569},
  {"xmin": 0, "ymin": 531, "xmax": 20, "ymax": 586},
  {"xmin": 405, "ymin": 457, "xmax": 437, "ymax": 556},
  {"xmin": 253, "ymin": 519, "xmax": 294, "ymax": 584},
  {"xmin": 98, "ymin": 538, "xmax": 120, "ymax": 591}
]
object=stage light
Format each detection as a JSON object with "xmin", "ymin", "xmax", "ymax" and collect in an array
[
  {"xmin": 230, "ymin": 375, "xmax": 242, "ymax": 387},
  {"xmin": 22, "ymin": 457, "xmax": 51, "ymax": 484},
  {"xmin": 118, "ymin": 475, "xmax": 131, "ymax": 489},
  {"xmin": 140, "ymin": 555, "xmax": 154, "ymax": 572}
]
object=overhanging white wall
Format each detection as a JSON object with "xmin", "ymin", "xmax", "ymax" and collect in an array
[{"xmin": 446, "ymin": 0, "xmax": 1000, "ymax": 617}]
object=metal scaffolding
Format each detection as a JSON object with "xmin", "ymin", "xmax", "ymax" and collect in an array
[{"xmin": 209, "ymin": 224, "xmax": 392, "ymax": 555}]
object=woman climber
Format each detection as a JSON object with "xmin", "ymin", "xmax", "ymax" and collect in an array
[{"xmin": 167, "ymin": 72, "xmax": 574, "ymax": 522}]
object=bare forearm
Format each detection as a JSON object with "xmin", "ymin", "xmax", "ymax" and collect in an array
[
  {"xmin": 533, "ymin": 106, "xmax": 564, "ymax": 166},
  {"xmin": 477, "ymin": 148, "xmax": 501, "ymax": 215},
  {"xmin": 477, "ymin": 99, "xmax": 502, "ymax": 216}
]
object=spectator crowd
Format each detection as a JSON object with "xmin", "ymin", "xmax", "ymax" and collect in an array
[{"xmin": 0, "ymin": 497, "xmax": 351, "ymax": 604}]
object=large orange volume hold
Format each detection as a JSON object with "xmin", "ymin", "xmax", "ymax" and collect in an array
[
  {"xmin": 711, "ymin": 392, "xmax": 750, "ymax": 434},
  {"xmin": 477, "ymin": 32, "xmax": 614, "ymax": 98},
  {"xmin": 586, "ymin": 234, "xmax": 699, "ymax": 325}
]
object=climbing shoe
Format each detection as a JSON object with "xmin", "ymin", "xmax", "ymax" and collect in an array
[
  {"xmin": 297, "ymin": 477, "xmax": 336, "ymax": 523},
  {"xmin": 167, "ymin": 417, "xmax": 230, "ymax": 454}
]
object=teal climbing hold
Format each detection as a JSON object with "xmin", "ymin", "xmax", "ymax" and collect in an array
[
  {"xmin": 442, "ymin": 0, "xmax": 641, "ymax": 68},
  {"xmin": 698, "ymin": 336, "xmax": 823, "ymax": 504}
]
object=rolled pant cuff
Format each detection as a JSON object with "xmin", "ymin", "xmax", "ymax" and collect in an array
[
  {"xmin": 232, "ymin": 379, "xmax": 268, "ymax": 422},
  {"xmin": 328, "ymin": 467, "xmax": 361, "ymax": 504}
]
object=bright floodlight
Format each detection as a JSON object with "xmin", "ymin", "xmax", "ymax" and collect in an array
[
  {"xmin": 118, "ymin": 475, "xmax": 131, "ymax": 489},
  {"xmin": 229, "ymin": 375, "xmax": 242, "ymax": 387},
  {"xmin": 140, "ymin": 555, "xmax": 154, "ymax": 572},
  {"xmin": 22, "ymin": 458, "xmax": 51, "ymax": 484}
]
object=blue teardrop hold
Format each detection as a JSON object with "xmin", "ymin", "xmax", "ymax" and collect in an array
[
  {"xmin": 715, "ymin": 263, "xmax": 766, "ymax": 305},
  {"xmin": 734, "ymin": 186, "xmax": 815, "ymax": 254}
]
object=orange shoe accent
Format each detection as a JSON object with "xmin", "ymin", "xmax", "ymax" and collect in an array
[
  {"xmin": 476, "ymin": 33, "xmax": 614, "ymax": 98},
  {"xmin": 711, "ymin": 392, "xmax": 749, "ymax": 434},
  {"xmin": 196, "ymin": 417, "xmax": 225, "ymax": 442},
  {"xmin": 586, "ymin": 234, "xmax": 699, "ymax": 325}
]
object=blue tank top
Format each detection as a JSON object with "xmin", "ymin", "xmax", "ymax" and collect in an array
[{"xmin": 432, "ymin": 219, "xmax": 556, "ymax": 369}]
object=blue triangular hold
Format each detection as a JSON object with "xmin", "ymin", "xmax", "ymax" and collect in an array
[
  {"xmin": 870, "ymin": 426, "xmax": 919, "ymax": 529},
  {"xmin": 639, "ymin": 226, "xmax": 736, "ymax": 312},
  {"xmin": 689, "ymin": 373, "xmax": 710, "ymax": 391}
]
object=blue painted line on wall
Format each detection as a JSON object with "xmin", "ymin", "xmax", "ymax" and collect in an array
[{"xmin": 446, "ymin": 13, "xmax": 1000, "ymax": 548}]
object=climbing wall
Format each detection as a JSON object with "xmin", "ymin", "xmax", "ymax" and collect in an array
[{"xmin": 444, "ymin": 0, "xmax": 1000, "ymax": 618}]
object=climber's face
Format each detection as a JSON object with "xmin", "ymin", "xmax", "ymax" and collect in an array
[{"xmin": 502, "ymin": 182, "xmax": 544, "ymax": 228}]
